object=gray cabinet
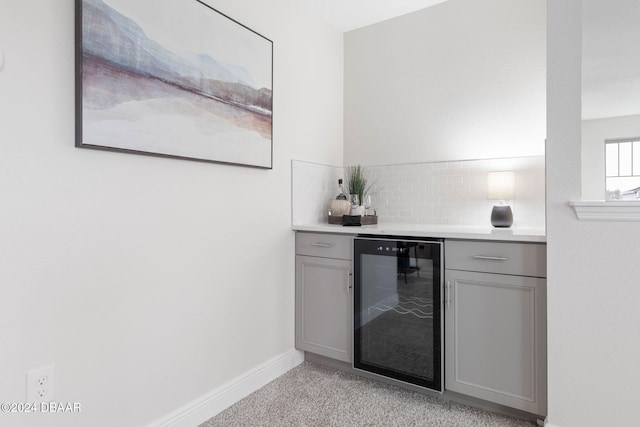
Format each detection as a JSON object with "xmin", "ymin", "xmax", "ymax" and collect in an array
[
  {"xmin": 445, "ymin": 240, "xmax": 547, "ymax": 416},
  {"xmin": 295, "ymin": 232, "xmax": 353, "ymax": 363}
]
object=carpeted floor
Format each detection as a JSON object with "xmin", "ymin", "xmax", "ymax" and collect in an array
[{"xmin": 200, "ymin": 362, "xmax": 536, "ymax": 427}]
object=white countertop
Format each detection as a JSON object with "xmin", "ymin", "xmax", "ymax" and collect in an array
[{"xmin": 293, "ymin": 222, "xmax": 546, "ymax": 243}]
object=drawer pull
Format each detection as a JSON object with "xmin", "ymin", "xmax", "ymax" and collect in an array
[
  {"xmin": 311, "ymin": 243, "xmax": 334, "ymax": 248},
  {"xmin": 473, "ymin": 255, "xmax": 508, "ymax": 261}
]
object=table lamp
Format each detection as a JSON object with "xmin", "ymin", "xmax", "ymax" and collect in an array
[{"xmin": 487, "ymin": 171, "xmax": 515, "ymax": 228}]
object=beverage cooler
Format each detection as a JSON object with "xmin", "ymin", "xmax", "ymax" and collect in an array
[{"xmin": 353, "ymin": 237, "xmax": 444, "ymax": 392}]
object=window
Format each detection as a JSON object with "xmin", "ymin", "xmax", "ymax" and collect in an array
[{"xmin": 605, "ymin": 137, "xmax": 640, "ymax": 200}]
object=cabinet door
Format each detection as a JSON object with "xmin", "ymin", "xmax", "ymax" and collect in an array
[
  {"xmin": 445, "ymin": 270, "xmax": 546, "ymax": 415},
  {"xmin": 295, "ymin": 255, "xmax": 352, "ymax": 363}
]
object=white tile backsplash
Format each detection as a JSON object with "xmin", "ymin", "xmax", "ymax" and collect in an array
[
  {"xmin": 292, "ymin": 160, "xmax": 343, "ymax": 225},
  {"xmin": 292, "ymin": 156, "xmax": 546, "ymax": 229}
]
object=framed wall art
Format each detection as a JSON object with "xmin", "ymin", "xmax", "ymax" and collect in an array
[{"xmin": 75, "ymin": 0, "xmax": 273, "ymax": 168}]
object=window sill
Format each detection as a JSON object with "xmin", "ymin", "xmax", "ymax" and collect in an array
[{"xmin": 570, "ymin": 201, "xmax": 640, "ymax": 221}]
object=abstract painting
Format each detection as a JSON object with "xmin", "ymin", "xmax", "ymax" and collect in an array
[{"xmin": 75, "ymin": 0, "xmax": 273, "ymax": 168}]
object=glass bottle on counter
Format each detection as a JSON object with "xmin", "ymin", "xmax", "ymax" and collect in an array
[{"xmin": 330, "ymin": 179, "xmax": 351, "ymax": 217}]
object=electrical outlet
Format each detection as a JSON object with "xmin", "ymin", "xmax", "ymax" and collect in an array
[{"xmin": 26, "ymin": 364, "xmax": 55, "ymax": 403}]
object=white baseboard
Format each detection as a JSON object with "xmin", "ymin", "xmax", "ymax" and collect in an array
[{"xmin": 149, "ymin": 349, "xmax": 305, "ymax": 427}]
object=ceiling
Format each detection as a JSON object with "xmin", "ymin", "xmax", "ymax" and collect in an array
[
  {"xmin": 300, "ymin": 0, "xmax": 449, "ymax": 32},
  {"xmin": 301, "ymin": 0, "xmax": 639, "ymax": 121}
]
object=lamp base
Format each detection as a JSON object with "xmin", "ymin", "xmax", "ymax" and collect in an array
[{"xmin": 491, "ymin": 205, "xmax": 513, "ymax": 228}]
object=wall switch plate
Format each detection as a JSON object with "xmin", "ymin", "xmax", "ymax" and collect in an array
[{"xmin": 26, "ymin": 364, "xmax": 55, "ymax": 403}]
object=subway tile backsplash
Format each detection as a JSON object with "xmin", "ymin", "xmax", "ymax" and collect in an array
[
  {"xmin": 292, "ymin": 160, "xmax": 343, "ymax": 225},
  {"xmin": 292, "ymin": 157, "xmax": 545, "ymax": 229}
]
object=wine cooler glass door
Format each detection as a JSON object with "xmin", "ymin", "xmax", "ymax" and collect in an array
[{"xmin": 354, "ymin": 238, "xmax": 443, "ymax": 392}]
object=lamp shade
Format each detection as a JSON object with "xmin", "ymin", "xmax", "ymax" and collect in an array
[{"xmin": 487, "ymin": 171, "xmax": 515, "ymax": 200}]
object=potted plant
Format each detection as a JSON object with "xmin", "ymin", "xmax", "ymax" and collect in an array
[{"xmin": 345, "ymin": 165, "xmax": 376, "ymax": 216}]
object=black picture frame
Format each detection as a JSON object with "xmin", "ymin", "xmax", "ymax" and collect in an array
[{"xmin": 75, "ymin": 0, "xmax": 273, "ymax": 169}]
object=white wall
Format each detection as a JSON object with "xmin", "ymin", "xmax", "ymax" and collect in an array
[
  {"xmin": 547, "ymin": 2, "xmax": 640, "ymax": 426},
  {"xmin": 344, "ymin": 0, "xmax": 546, "ymax": 166},
  {"xmin": 0, "ymin": 1, "xmax": 343, "ymax": 426},
  {"xmin": 581, "ymin": 114, "xmax": 640, "ymax": 200}
]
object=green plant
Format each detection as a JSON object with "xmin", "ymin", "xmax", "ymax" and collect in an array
[{"xmin": 344, "ymin": 165, "xmax": 375, "ymax": 206}]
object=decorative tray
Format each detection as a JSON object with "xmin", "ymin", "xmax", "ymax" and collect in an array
[{"xmin": 328, "ymin": 215, "xmax": 378, "ymax": 225}]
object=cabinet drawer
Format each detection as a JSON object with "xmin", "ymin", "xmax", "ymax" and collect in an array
[
  {"xmin": 445, "ymin": 240, "xmax": 546, "ymax": 277},
  {"xmin": 295, "ymin": 232, "xmax": 353, "ymax": 260}
]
